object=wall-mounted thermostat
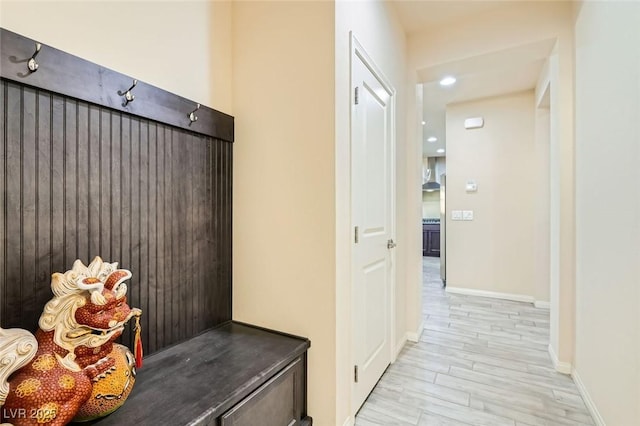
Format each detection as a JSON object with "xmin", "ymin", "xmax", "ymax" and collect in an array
[{"xmin": 466, "ymin": 180, "xmax": 477, "ymax": 192}]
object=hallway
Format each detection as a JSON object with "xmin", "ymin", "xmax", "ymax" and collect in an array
[{"xmin": 355, "ymin": 258, "xmax": 595, "ymax": 425}]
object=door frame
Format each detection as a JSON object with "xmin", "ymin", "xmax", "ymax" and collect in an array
[{"xmin": 349, "ymin": 32, "xmax": 397, "ymax": 416}]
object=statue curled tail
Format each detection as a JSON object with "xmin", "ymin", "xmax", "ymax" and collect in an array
[{"xmin": 0, "ymin": 328, "xmax": 38, "ymax": 426}]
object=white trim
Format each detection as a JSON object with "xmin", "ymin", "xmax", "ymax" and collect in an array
[
  {"xmin": 548, "ymin": 344, "xmax": 572, "ymax": 375},
  {"xmin": 572, "ymin": 368, "xmax": 606, "ymax": 426},
  {"xmin": 393, "ymin": 334, "xmax": 407, "ymax": 362},
  {"xmin": 534, "ymin": 300, "xmax": 551, "ymax": 309},
  {"xmin": 341, "ymin": 417, "xmax": 354, "ymax": 426},
  {"xmin": 446, "ymin": 286, "xmax": 535, "ymax": 304},
  {"xmin": 445, "ymin": 286, "xmax": 550, "ymax": 308},
  {"xmin": 406, "ymin": 320, "xmax": 424, "ymax": 343}
]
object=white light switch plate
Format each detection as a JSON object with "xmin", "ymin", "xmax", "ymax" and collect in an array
[
  {"xmin": 451, "ymin": 210, "xmax": 463, "ymax": 221},
  {"xmin": 463, "ymin": 210, "xmax": 474, "ymax": 221}
]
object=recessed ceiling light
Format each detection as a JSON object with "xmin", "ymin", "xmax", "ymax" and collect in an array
[
  {"xmin": 436, "ymin": 148, "xmax": 445, "ymax": 153},
  {"xmin": 427, "ymin": 136, "xmax": 438, "ymax": 142},
  {"xmin": 421, "ymin": 121, "xmax": 426, "ymax": 125},
  {"xmin": 439, "ymin": 76, "xmax": 457, "ymax": 86}
]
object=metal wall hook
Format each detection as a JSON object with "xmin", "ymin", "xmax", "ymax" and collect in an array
[
  {"xmin": 118, "ymin": 79, "xmax": 138, "ymax": 106},
  {"xmin": 27, "ymin": 42, "xmax": 42, "ymax": 72},
  {"xmin": 188, "ymin": 103, "xmax": 200, "ymax": 123}
]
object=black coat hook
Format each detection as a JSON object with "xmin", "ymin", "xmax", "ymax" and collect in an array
[
  {"xmin": 188, "ymin": 103, "xmax": 201, "ymax": 123},
  {"xmin": 118, "ymin": 79, "xmax": 138, "ymax": 106},
  {"xmin": 27, "ymin": 42, "xmax": 42, "ymax": 72}
]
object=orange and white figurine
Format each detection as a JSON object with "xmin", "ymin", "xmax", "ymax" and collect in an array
[{"xmin": 0, "ymin": 257, "xmax": 142, "ymax": 425}]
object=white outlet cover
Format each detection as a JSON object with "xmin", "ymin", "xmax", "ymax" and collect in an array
[
  {"xmin": 451, "ymin": 210, "xmax": 463, "ymax": 221},
  {"xmin": 463, "ymin": 210, "xmax": 474, "ymax": 221}
]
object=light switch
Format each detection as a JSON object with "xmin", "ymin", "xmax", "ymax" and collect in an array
[
  {"xmin": 463, "ymin": 210, "xmax": 474, "ymax": 221},
  {"xmin": 451, "ymin": 210, "xmax": 463, "ymax": 221}
]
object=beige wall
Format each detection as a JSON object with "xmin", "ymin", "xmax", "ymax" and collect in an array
[
  {"xmin": 231, "ymin": 3, "xmax": 336, "ymax": 425},
  {"xmin": 335, "ymin": 1, "xmax": 414, "ymax": 423},
  {"xmin": 446, "ymin": 92, "xmax": 538, "ymax": 297},
  {"xmin": 574, "ymin": 1, "xmax": 640, "ymax": 423},
  {"xmin": 0, "ymin": 0, "xmax": 233, "ymax": 113}
]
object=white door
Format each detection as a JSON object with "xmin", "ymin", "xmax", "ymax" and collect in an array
[{"xmin": 351, "ymin": 38, "xmax": 395, "ymax": 412}]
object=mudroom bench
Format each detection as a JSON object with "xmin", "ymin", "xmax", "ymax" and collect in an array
[{"xmin": 86, "ymin": 322, "xmax": 311, "ymax": 426}]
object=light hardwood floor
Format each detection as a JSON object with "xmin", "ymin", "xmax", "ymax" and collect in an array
[{"xmin": 355, "ymin": 257, "xmax": 594, "ymax": 426}]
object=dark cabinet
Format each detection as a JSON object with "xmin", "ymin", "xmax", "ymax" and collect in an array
[
  {"xmin": 423, "ymin": 223, "xmax": 441, "ymax": 257},
  {"xmin": 89, "ymin": 322, "xmax": 311, "ymax": 426}
]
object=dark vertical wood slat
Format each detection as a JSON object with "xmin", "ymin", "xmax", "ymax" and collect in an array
[
  {"xmin": 119, "ymin": 113, "xmax": 132, "ymax": 347},
  {"xmin": 35, "ymin": 91, "xmax": 52, "ymax": 316},
  {"xmin": 5, "ymin": 83, "xmax": 23, "ymax": 328},
  {"xmin": 64, "ymin": 99, "xmax": 78, "ymax": 268},
  {"xmin": 187, "ymin": 132, "xmax": 195, "ymax": 338},
  {"xmin": 88, "ymin": 105, "xmax": 100, "ymax": 259},
  {"xmin": 110, "ymin": 112, "xmax": 121, "ymax": 264},
  {"xmin": 139, "ymin": 120, "xmax": 150, "ymax": 353},
  {"xmin": 99, "ymin": 109, "xmax": 111, "ymax": 258},
  {"xmin": 126, "ymin": 117, "xmax": 141, "ymax": 348},
  {"xmin": 20, "ymin": 87, "xmax": 37, "ymax": 329},
  {"xmin": 156, "ymin": 125, "xmax": 167, "ymax": 348},
  {"xmin": 163, "ymin": 126, "xmax": 173, "ymax": 346},
  {"xmin": 165, "ymin": 129, "xmax": 180, "ymax": 342},
  {"xmin": 147, "ymin": 122, "xmax": 157, "ymax": 354},
  {"xmin": 76, "ymin": 102, "xmax": 89, "ymax": 262},
  {"xmin": 226, "ymin": 144, "xmax": 233, "ymax": 320},
  {"xmin": 50, "ymin": 95, "xmax": 65, "ymax": 274},
  {"xmin": 0, "ymin": 81, "xmax": 5, "ymax": 326},
  {"xmin": 172, "ymin": 128, "xmax": 182, "ymax": 343}
]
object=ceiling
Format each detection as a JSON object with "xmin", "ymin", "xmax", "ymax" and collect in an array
[
  {"xmin": 393, "ymin": 0, "xmax": 509, "ymax": 35},
  {"xmin": 391, "ymin": 1, "xmax": 556, "ymax": 158}
]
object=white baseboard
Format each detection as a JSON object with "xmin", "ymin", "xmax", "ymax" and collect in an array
[
  {"xmin": 572, "ymin": 368, "xmax": 606, "ymax": 426},
  {"xmin": 406, "ymin": 320, "xmax": 424, "ymax": 343},
  {"xmin": 547, "ymin": 344, "xmax": 572, "ymax": 374},
  {"xmin": 534, "ymin": 300, "xmax": 550, "ymax": 309},
  {"xmin": 446, "ymin": 286, "xmax": 535, "ymax": 304},
  {"xmin": 341, "ymin": 417, "xmax": 354, "ymax": 426}
]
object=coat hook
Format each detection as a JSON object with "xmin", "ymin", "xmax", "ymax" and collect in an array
[
  {"xmin": 27, "ymin": 42, "xmax": 42, "ymax": 72},
  {"xmin": 188, "ymin": 103, "xmax": 200, "ymax": 123},
  {"xmin": 118, "ymin": 79, "xmax": 138, "ymax": 106}
]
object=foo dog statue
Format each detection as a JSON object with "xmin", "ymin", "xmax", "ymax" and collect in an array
[{"xmin": 0, "ymin": 257, "xmax": 142, "ymax": 425}]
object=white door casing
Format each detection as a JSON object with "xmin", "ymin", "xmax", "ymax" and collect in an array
[{"xmin": 350, "ymin": 34, "xmax": 396, "ymax": 414}]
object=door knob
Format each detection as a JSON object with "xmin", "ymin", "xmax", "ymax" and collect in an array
[{"xmin": 387, "ymin": 239, "xmax": 397, "ymax": 249}]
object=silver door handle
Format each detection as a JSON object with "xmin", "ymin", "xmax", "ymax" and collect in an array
[{"xmin": 387, "ymin": 239, "xmax": 397, "ymax": 249}]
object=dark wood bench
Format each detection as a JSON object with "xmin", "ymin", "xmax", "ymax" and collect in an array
[{"xmin": 85, "ymin": 322, "xmax": 311, "ymax": 426}]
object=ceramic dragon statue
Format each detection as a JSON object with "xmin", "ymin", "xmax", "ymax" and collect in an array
[{"xmin": 0, "ymin": 257, "xmax": 142, "ymax": 426}]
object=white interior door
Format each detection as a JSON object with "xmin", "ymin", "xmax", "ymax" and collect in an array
[{"xmin": 351, "ymin": 39, "xmax": 395, "ymax": 413}]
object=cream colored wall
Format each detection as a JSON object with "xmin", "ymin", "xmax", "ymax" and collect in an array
[
  {"xmin": 0, "ymin": 0, "xmax": 233, "ymax": 113},
  {"xmin": 574, "ymin": 2, "xmax": 640, "ymax": 423},
  {"xmin": 446, "ymin": 91, "xmax": 537, "ymax": 297},
  {"xmin": 335, "ymin": 1, "xmax": 414, "ymax": 423},
  {"xmin": 231, "ymin": 3, "xmax": 336, "ymax": 425}
]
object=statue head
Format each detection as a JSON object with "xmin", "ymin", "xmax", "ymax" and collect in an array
[{"xmin": 38, "ymin": 257, "xmax": 141, "ymax": 369}]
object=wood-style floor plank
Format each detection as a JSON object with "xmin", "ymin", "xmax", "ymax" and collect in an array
[{"xmin": 355, "ymin": 258, "xmax": 594, "ymax": 426}]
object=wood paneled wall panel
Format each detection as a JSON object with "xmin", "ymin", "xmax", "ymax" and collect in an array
[{"xmin": 0, "ymin": 79, "xmax": 232, "ymax": 355}]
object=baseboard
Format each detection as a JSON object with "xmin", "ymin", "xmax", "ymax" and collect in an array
[
  {"xmin": 572, "ymin": 368, "xmax": 606, "ymax": 426},
  {"xmin": 534, "ymin": 300, "xmax": 550, "ymax": 309},
  {"xmin": 394, "ymin": 334, "xmax": 408, "ymax": 361},
  {"xmin": 547, "ymin": 344, "xmax": 572, "ymax": 374},
  {"xmin": 341, "ymin": 416, "xmax": 354, "ymax": 426},
  {"xmin": 446, "ymin": 286, "xmax": 536, "ymax": 304},
  {"xmin": 406, "ymin": 319, "xmax": 424, "ymax": 343}
]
